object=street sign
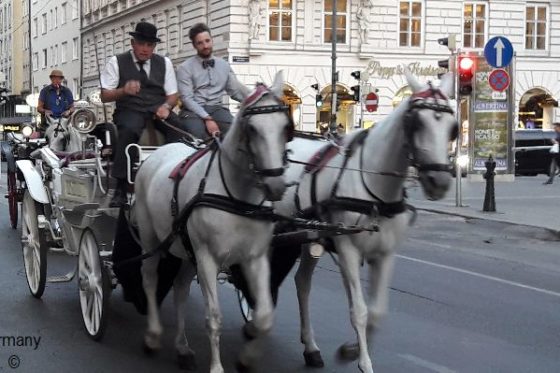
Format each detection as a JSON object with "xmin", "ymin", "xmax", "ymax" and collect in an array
[
  {"xmin": 484, "ymin": 36, "xmax": 514, "ymax": 68},
  {"xmin": 488, "ymin": 68, "xmax": 510, "ymax": 92},
  {"xmin": 365, "ymin": 92, "xmax": 378, "ymax": 112}
]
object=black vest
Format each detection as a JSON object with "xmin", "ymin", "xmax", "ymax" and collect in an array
[{"xmin": 116, "ymin": 52, "xmax": 166, "ymax": 113}]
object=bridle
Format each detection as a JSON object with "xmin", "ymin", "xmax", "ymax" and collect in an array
[
  {"xmin": 403, "ymin": 85, "xmax": 457, "ymax": 173},
  {"xmin": 238, "ymin": 84, "xmax": 294, "ymax": 178}
]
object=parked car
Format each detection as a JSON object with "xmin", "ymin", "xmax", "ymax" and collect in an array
[{"xmin": 514, "ymin": 129, "xmax": 556, "ymax": 176}]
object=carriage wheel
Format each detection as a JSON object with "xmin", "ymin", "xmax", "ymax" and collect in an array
[
  {"xmin": 236, "ymin": 288, "xmax": 253, "ymax": 323},
  {"xmin": 7, "ymin": 171, "xmax": 18, "ymax": 229},
  {"xmin": 78, "ymin": 228, "xmax": 111, "ymax": 341},
  {"xmin": 21, "ymin": 191, "xmax": 47, "ymax": 298}
]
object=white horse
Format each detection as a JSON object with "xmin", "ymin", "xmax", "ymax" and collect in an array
[
  {"xmin": 44, "ymin": 114, "xmax": 82, "ymax": 152},
  {"xmin": 272, "ymin": 70, "xmax": 457, "ymax": 373},
  {"xmin": 134, "ymin": 71, "xmax": 293, "ymax": 372}
]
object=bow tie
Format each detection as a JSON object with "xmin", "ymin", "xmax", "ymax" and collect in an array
[{"xmin": 202, "ymin": 59, "xmax": 215, "ymax": 69}]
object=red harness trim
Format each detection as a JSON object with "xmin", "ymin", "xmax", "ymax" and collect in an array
[
  {"xmin": 243, "ymin": 84, "xmax": 269, "ymax": 107},
  {"xmin": 168, "ymin": 147, "xmax": 211, "ymax": 181},
  {"xmin": 410, "ymin": 88, "xmax": 448, "ymax": 101},
  {"xmin": 304, "ymin": 144, "xmax": 339, "ymax": 174}
]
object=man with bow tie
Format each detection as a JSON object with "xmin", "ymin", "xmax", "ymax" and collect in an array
[{"xmin": 176, "ymin": 22, "xmax": 249, "ymax": 139}]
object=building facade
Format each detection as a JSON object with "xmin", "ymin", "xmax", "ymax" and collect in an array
[
  {"xmin": 78, "ymin": 0, "xmax": 560, "ymax": 133},
  {"xmin": 30, "ymin": 0, "xmax": 81, "ymax": 99}
]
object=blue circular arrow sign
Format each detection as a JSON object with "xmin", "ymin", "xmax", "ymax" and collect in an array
[{"xmin": 484, "ymin": 36, "xmax": 514, "ymax": 68}]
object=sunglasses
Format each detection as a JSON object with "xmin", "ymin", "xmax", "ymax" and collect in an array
[{"xmin": 50, "ymin": 75, "xmax": 64, "ymax": 78}]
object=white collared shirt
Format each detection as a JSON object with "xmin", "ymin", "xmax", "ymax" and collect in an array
[{"xmin": 100, "ymin": 50, "xmax": 177, "ymax": 95}]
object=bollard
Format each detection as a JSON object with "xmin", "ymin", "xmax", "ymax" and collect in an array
[{"xmin": 483, "ymin": 154, "xmax": 496, "ymax": 212}]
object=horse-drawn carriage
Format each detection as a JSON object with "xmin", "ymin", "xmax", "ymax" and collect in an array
[{"xmin": 12, "ymin": 70, "xmax": 458, "ymax": 373}]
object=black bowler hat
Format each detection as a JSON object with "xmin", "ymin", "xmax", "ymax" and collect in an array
[{"xmin": 129, "ymin": 22, "xmax": 161, "ymax": 43}]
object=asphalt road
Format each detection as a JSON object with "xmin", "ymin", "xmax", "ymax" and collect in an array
[{"xmin": 0, "ymin": 174, "xmax": 559, "ymax": 372}]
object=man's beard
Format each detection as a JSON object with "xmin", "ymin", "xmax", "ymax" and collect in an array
[{"xmin": 198, "ymin": 48, "xmax": 212, "ymax": 58}]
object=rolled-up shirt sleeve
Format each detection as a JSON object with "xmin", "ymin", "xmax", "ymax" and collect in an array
[
  {"xmin": 100, "ymin": 56, "xmax": 119, "ymax": 90},
  {"xmin": 226, "ymin": 68, "xmax": 250, "ymax": 103},
  {"xmin": 177, "ymin": 62, "xmax": 209, "ymax": 119},
  {"xmin": 164, "ymin": 57, "xmax": 178, "ymax": 96}
]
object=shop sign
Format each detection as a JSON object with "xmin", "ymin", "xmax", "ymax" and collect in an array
[{"xmin": 364, "ymin": 59, "xmax": 445, "ymax": 79}]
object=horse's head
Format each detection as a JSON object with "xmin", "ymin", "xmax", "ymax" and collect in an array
[
  {"xmin": 403, "ymin": 70, "xmax": 457, "ymax": 200},
  {"xmin": 44, "ymin": 114, "xmax": 71, "ymax": 152},
  {"xmin": 237, "ymin": 71, "xmax": 293, "ymax": 201}
]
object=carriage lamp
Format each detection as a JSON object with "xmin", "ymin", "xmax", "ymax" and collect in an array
[{"xmin": 21, "ymin": 124, "xmax": 34, "ymax": 138}]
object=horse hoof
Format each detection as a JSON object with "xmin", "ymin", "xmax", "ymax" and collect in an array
[
  {"xmin": 303, "ymin": 350, "xmax": 325, "ymax": 367},
  {"xmin": 235, "ymin": 360, "xmax": 252, "ymax": 373},
  {"xmin": 337, "ymin": 342, "xmax": 359, "ymax": 361},
  {"xmin": 177, "ymin": 351, "xmax": 197, "ymax": 371},
  {"xmin": 142, "ymin": 341, "xmax": 159, "ymax": 356},
  {"xmin": 242, "ymin": 322, "xmax": 257, "ymax": 341}
]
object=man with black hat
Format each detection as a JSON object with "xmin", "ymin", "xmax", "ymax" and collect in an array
[
  {"xmin": 176, "ymin": 22, "xmax": 249, "ymax": 139},
  {"xmin": 100, "ymin": 21, "xmax": 180, "ymax": 207},
  {"xmin": 37, "ymin": 69, "xmax": 75, "ymax": 124}
]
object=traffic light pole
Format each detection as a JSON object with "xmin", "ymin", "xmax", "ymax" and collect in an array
[{"xmin": 454, "ymin": 51, "xmax": 464, "ymax": 207}]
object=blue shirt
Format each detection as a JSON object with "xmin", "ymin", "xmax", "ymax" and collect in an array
[{"xmin": 38, "ymin": 84, "xmax": 74, "ymax": 118}]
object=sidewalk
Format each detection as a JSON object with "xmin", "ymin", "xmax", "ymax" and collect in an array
[{"xmin": 406, "ymin": 174, "xmax": 560, "ymax": 236}]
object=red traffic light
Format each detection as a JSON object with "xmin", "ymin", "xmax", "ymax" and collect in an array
[
  {"xmin": 459, "ymin": 56, "xmax": 474, "ymax": 71},
  {"xmin": 458, "ymin": 55, "xmax": 475, "ymax": 95}
]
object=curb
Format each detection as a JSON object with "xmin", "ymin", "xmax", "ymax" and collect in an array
[{"xmin": 413, "ymin": 205, "xmax": 560, "ymax": 241}]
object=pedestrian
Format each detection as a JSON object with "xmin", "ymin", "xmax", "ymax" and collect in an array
[
  {"xmin": 100, "ymin": 21, "xmax": 183, "ymax": 207},
  {"xmin": 37, "ymin": 69, "xmax": 75, "ymax": 126},
  {"xmin": 176, "ymin": 22, "xmax": 249, "ymax": 140},
  {"xmin": 543, "ymin": 122, "xmax": 560, "ymax": 184}
]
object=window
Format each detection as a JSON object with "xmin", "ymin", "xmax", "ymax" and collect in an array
[
  {"xmin": 42, "ymin": 48, "xmax": 47, "ymax": 68},
  {"xmin": 33, "ymin": 17, "xmax": 37, "ymax": 37},
  {"xmin": 72, "ymin": 37, "xmax": 78, "ymax": 60},
  {"xmin": 61, "ymin": 3, "xmax": 67, "ymax": 24},
  {"xmin": 72, "ymin": 78, "xmax": 79, "ymax": 99},
  {"xmin": 268, "ymin": 0, "xmax": 293, "ymax": 42},
  {"xmin": 72, "ymin": 0, "xmax": 78, "ymax": 19},
  {"xmin": 54, "ymin": 7, "xmax": 58, "ymax": 28},
  {"xmin": 526, "ymin": 5, "xmax": 547, "ymax": 50},
  {"xmin": 463, "ymin": 2, "xmax": 486, "ymax": 48},
  {"xmin": 399, "ymin": 1, "xmax": 422, "ymax": 47},
  {"xmin": 61, "ymin": 42, "xmax": 67, "ymax": 63},
  {"xmin": 323, "ymin": 0, "xmax": 347, "ymax": 43},
  {"xmin": 41, "ymin": 13, "xmax": 47, "ymax": 34},
  {"xmin": 32, "ymin": 52, "xmax": 38, "ymax": 71},
  {"xmin": 54, "ymin": 44, "xmax": 59, "ymax": 65}
]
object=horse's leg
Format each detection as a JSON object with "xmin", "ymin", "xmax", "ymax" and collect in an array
[
  {"xmin": 364, "ymin": 216, "xmax": 408, "ymax": 344},
  {"xmin": 365, "ymin": 253, "xmax": 395, "ymax": 338},
  {"xmin": 238, "ymin": 255, "xmax": 274, "ymax": 370},
  {"xmin": 336, "ymin": 243, "xmax": 373, "ymax": 373},
  {"xmin": 294, "ymin": 244, "xmax": 324, "ymax": 367},
  {"xmin": 142, "ymin": 254, "xmax": 163, "ymax": 353},
  {"xmin": 173, "ymin": 260, "xmax": 197, "ymax": 370},
  {"xmin": 196, "ymin": 250, "xmax": 224, "ymax": 373}
]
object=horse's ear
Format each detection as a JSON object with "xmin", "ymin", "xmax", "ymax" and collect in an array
[
  {"xmin": 403, "ymin": 65, "xmax": 423, "ymax": 93},
  {"xmin": 270, "ymin": 70, "xmax": 284, "ymax": 97},
  {"xmin": 439, "ymin": 72, "xmax": 454, "ymax": 97}
]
